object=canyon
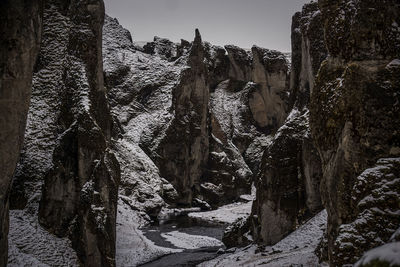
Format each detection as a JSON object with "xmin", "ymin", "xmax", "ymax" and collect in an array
[{"xmin": 0, "ymin": 0, "xmax": 399, "ymax": 266}]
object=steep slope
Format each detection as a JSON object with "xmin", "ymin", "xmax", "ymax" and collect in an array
[
  {"xmin": 9, "ymin": 1, "xmax": 120, "ymax": 266},
  {"xmin": 205, "ymin": 46, "xmax": 289, "ymax": 208},
  {"xmin": 104, "ymin": 16, "xmax": 290, "ymax": 212},
  {"xmin": 251, "ymin": 1, "xmax": 326, "ymax": 246},
  {"xmin": 102, "ymin": 15, "xmax": 187, "ymax": 265},
  {"xmin": 200, "ymin": 210, "xmax": 327, "ymax": 267},
  {"xmin": 0, "ymin": 1, "xmax": 43, "ymax": 265},
  {"xmin": 153, "ymin": 29, "xmax": 210, "ymax": 206},
  {"xmin": 102, "ymin": 14, "xmax": 291, "ymax": 265},
  {"xmin": 310, "ymin": 0, "xmax": 400, "ymax": 265}
]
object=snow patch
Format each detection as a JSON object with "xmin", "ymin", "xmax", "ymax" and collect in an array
[{"xmin": 160, "ymin": 231, "xmax": 223, "ymax": 250}]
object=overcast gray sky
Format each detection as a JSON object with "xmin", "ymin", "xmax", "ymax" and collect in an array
[{"xmin": 104, "ymin": 0, "xmax": 311, "ymax": 52}]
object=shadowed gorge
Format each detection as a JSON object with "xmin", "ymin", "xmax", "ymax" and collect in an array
[{"xmin": 0, "ymin": 0, "xmax": 399, "ymax": 266}]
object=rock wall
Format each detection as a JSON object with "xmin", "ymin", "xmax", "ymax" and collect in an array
[
  {"xmin": 0, "ymin": 1, "xmax": 43, "ymax": 265},
  {"xmin": 203, "ymin": 46, "xmax": 290, "ymax": 207},
  {"xmin": 155, "ymin": 30, "xmax": 210, "ymax": 205},
  {"xmin": 251, "ymin": 1, "xmax": 326, "ymax": 245},
  {"xmin": 310, "ymin": 0, "xmax": 400, "ymax": 265},
  {"xmin": 103, "ymin": 16, "xmax": 185, "ymax": 265},
  {"xmin": 10, "ymin": 0, "xmax": 120, "ymax": 266},
  {"xmin": 224, "ymin": 45, "xmax": 289, "ymax": 132},
  {"xmin": 103, "ymin": 17, "xmax": 290, "ymax": 212}
]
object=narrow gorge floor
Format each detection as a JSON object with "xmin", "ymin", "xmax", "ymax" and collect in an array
[
  {"xmin": 135, "ymin": 198, "xmax": 253, "ymax": 266},
  {"xmin": 116, "ymin": 195, "xmax": 327, "ymax": 267}
]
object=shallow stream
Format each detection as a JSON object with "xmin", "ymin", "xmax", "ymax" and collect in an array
[{"xmin": 139, "ymin": 215, "xmax": 226, "ymax": 267}]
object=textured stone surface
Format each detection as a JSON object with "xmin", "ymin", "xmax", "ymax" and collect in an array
[
  {"xmin": 318, "ymin": 0, "xmax": 400, "ymax": 61},
  {"xmin": 335, "ymin": 158, "xmax": 400, "ymax": 264},
  {"xmin": 250, "ymin": 46, "xmax": 289, "ymax": 130},
  {"xmin": 0, "ymin": 1, "xmax": 43, "ymax": 265},
  {"xmin": 251, "ymin": 1, "xmax": 326, "ymax": 246},
  {"xmin": 310, "ymin": 0, "xmax": 400, "ymax": 265},
  {"xmin": 225, "ymin": 45, "xmax": 290, "ymax": 132},
  {"xmin": 9, "ymin": 1, "xmax": 120, "ymax": 266},
  {"xmin": 103, "ymin": 16, "xmax": 183, "ymax": 265},
  {"xmin": 222, "ymin": 217, "xmax": 252, "ymax": 249},
  {"xmin": 155, "ymin": 30, "xmax": 210, "ymax": 206}
]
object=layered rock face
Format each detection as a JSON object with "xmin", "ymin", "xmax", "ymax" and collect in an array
[
  {"xmin": 154, "ymin": 30, "xmax": 210, "ymax": 205},
  {"xmin": 105, "ymin": 12, "xmax": 290, "ymax": 262},
  {"xmin": 224, "ymin": 45, "xmax": 289, "ymax": 132},
  {"xmin": 310, "ymin": 0, "xmax": 400, "ymax": 265},
  {"xmin": 204, "ymin": 46, "xmax": 289, "ymax": 208},
  {"xmin": 103, "ymin": 15, "xmax": 184, "ymax": 265},
  {"xmin": 0, "ymin": 1, "xmax": 43, "ymax": 265},
  {"xmin": 251, "ymin": 2, "xmax": 326, "ymax": 245},
  {"xmin": 10, "ymin": 1, "xmax": 120, "ymax": 266},
  {"xmin": 110, "ymin": 27, "xmax": 290, "ymax": 210}
]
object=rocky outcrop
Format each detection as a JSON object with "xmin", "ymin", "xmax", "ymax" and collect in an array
[
  {"xmin": 10, "ymin": 1, "xmax": 120, "ymax": 266},
  {"xmin": 203, "ymin": 42, "xmax": 230, "ymax": 90},
  {"xmin": 222, "ymin": 217, "xmax": 252, "ymax": 248},
  {"xmin": 335, "ymin": 158, "xmax": 400, "ymax": 264},
  {"xmin": 250, "ymin": 46, "xmax": 289, "ymax": 131},
  {"xmin": 251, "ymin": 1, "xmax": 326, "ymax": 245},
  {"xmin": 103, "ymin": 15, "xmax": 290, "ymax": 216},
  {"xmin": 224, "ymin": 45, "xmax": 290, "ymax": 132},
  {"xmin": 0, "ymin": 0, "xmax": 43, "ymax": 265},
  {"xmin": 103, "ymin": 16, "xmax": 184, "ymax": 264},
  {"xmin": 155, "ymin": 30, "xmax": 210, "ymax": 206},
  {"xmin": 310, "ymin": 0, "xmax": 400, "ymax": 265}
]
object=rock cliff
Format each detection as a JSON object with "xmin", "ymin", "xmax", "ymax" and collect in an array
[
  {"xmin": 310, "ymin": 0, "xmax": 400, "ymax": 265},
  {"xmin": 251, "ymin": 1, "xmax": 326, "ymax": 246},
  {"xmin": 154, "ymin": 30, "xmax": 210, "ymax": 206},
  {"xmin": 8, "ymin": 1, "xmax": 120, "ymax": 266},
  {"xmin": 0, "ymin": 1, "xmax": 43, "ymax": 265},
  {"xmin": 101, "ymin": 14, "xmax": 291, "ymax": 262}
]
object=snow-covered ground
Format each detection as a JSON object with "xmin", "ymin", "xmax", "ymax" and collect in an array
[
  {"xmin": 116, "ymin": 200, "xmax": 182, "ymax": 267},
  {"xmin": 188, "ymin": 201, "xmax": 252, "ymax": 225},
  {"xmin": 199, "ymin": 210, "xmax": 328, "ymax": 267},
  {"xmin": 8, "ymin": 208, "xmax": 79, "ymax": 267},
  {"xmin": 161, "ymin": 231, "xmax": 223, "ymax": 250}
]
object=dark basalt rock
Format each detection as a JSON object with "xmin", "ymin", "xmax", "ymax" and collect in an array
[
  {"xmin": 318, "ymin": 0, "xmax": 400, "ymax": 61},
  {"xmin": 223, "ymin": 217, "xmax": 252, "ymax": 249},
  {"xmin": 251, "ymin": 1, "xmax": 326, "ymax": 245},
  {"xmin": 155, "ymin": 29, "xmax": 210, "ymax": 206},
  {"xmin": 252, "ymin": 110, "xmax": 322, "ymax": 245},
  {"xmin": 204, "ymin": 42, "xmax": 230, "ymax": 90},
  {"xmin": 310, "ymin": 0, "xmax": 400, "ymax": 265},
  {"xmin": 0, "ymin": 0, "xmax": 43, "ymax": 265},
  {"xmin": 143, "ymin": 36, "xmax": 182, "ymax": 61},
  {"xmin": 334, "ymin": 158, "xmax": 400, "ymax": 264},
  {"xmin": 10, "ymin": 0, "xmax": 120, "ymax": 266},
  {"xmin": 201, "ymin": 128, "xmax": 252, "ymax": 208}
]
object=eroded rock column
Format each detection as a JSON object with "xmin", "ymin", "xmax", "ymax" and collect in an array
[{"xmin": 156, "ymin": 30, "xmax": 209, "ymax": 205}]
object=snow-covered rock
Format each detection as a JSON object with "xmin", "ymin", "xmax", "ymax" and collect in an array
[
  {"xmin": 10, "ymin": 1, "xmax": 120, "ymax": 266},
  {"xmin": 251, "ymin": 1, "xmax": 326, "ymax": 247},
  {"xmin": 199, "ymin": 210, "xmax": 328, "ymax": 267},
  {"xmin": 310, "ymin": 0, "xmax": 400, "ymax": 265}
]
